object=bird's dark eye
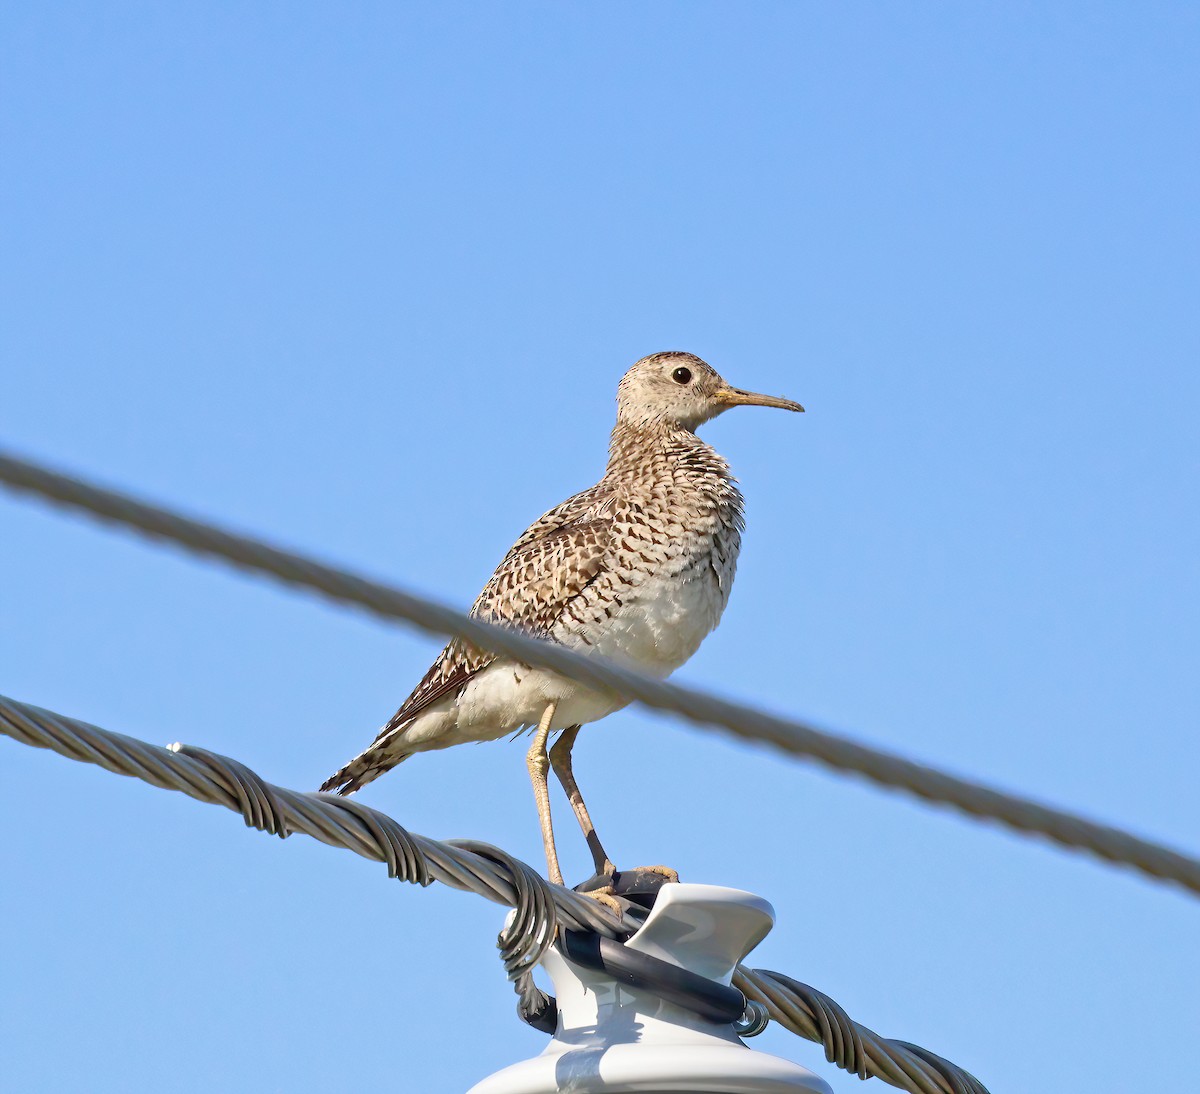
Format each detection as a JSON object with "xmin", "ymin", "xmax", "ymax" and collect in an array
[{"xmin": 672, "ymin": 367, "xmax": 692, "ymax": 385}]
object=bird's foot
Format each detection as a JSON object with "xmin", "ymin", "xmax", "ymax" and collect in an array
[
  {"xmin": 579, "ymin": 887, "xmax": 624, "ymax": 918},
  {"xmin": 573, "ymin": 864, "xmax": 680, "ymax": 914},
  {"xmin": 629, "ymin": 864, "xmax": 680, "ymax": 885}
]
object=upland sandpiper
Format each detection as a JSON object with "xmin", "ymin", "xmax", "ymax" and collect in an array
[{"xmin": 321, "ymin": 352, "xmax": 802, "ymax": 889}]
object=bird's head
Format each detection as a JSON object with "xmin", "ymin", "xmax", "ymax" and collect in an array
[{"xmin": 616, "ymin": 351, "xmax": 804, "ymax": 432}]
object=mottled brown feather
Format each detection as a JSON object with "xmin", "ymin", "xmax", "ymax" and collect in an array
[
  {"xmin": 372, "ymin": 485, "xmax": 615, "ymax": 739},
  {"xmin": 319, "ymin": 351, "xmax": 766, "ymax": 797}
]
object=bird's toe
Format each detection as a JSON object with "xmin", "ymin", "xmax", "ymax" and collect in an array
[
  {"xmin": 581, "ymin": 889, "xmax": 624, "ymax": 918},
  {"xmin": 635, "ymin": 864, "xmax": 680, "ymax": 884}
]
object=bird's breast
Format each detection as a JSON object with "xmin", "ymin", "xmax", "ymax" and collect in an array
[
  {"xmin": 593, "ymin": 563, "xmax": 729, "ymax": 674},
  {"xmin": 560, "ymin": 513, "xmax": 742, "ymax": 677},
  {"xmin": 547, "ymin": 458, "xmax": 744, "ymax": 675}
]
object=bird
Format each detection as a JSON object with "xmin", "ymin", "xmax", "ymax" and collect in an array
[{"xmin": 320, "ymin": 352, "xmax": 803, "ymax": 891}]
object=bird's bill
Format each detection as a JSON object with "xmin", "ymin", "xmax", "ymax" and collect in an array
[{"xmin": 713, "ymin": 385, "xmax": 805, "ymax": 413}]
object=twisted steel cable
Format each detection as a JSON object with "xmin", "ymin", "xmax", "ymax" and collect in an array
[
  {"xmin": 0, "ymin": 691, "xmax": 986, "ymax": 1094},
  {"xmin": 2, "ymin": 448, "xmax": 1198, "ymax": 899}
]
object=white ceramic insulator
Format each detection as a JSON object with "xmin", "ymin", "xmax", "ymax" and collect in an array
[{"xmin": 469, "ymin": 883, "xmax": 832, "ymax": 1094}]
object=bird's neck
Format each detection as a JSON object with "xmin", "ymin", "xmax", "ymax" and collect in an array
[{"xmin": 605, "ymin": 420, "xmax": 733, "ymax": 485}]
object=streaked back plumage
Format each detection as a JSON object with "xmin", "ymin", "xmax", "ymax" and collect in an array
[{"xmin": 320, "ymin": 352, "xmax": 767, "ymax": 795}]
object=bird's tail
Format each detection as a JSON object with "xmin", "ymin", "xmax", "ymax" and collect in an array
[{"xmin": 318, "ymin": 740, "xmax": 412, "ymax": 796}]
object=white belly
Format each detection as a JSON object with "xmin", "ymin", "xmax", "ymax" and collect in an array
[
  {"xmin": 400, "ymin": 566, "xmax": 729, "ymax": 753},
  {"xmin": 586, "ymin": 566, "xmax": 726, "ymax": 675}
]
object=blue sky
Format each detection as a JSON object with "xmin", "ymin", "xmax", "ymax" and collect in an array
[{"xmin": 2, "ymin": 4, "xmax": 1197, "ymax": 1091}]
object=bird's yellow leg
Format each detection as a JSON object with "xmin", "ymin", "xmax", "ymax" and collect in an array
[
  {"xmin": 549, "ymin": 725, "xmax": 616, "ymax": 877},
  {"xmin": 527, "ymin": 702, "xmax": 563, "ymax": 886}
]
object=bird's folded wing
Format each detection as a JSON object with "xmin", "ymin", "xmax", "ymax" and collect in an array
[{"xmin": 380, "ymin": 486, "xmax": 617, "ymax": 734}]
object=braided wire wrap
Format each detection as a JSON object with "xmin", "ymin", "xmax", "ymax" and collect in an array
[
  {"xmin": 2, "ymin": 448, "xmax": 1197, "ymax": 899},
  {"xmin": 1, "ymin": 691, "xmax": 988, "ymax": 1094},
  {"xmin": 0, "ymin": 695, "xmax": 615, "ymax": 938},
  {"xmin": 735, "ymin": 970, "xmax": 989, "ymax": 1094},
  {"xmin": 315, "ymin": 793, "xmax": 432, "ymax": 886},
  {"xmin": 451, "ymin": 840, "xmax": 566, "ymax": 1026},
  {"xmin": 171, "ymin": 744, "xmax": 288, "ymax": 838}
]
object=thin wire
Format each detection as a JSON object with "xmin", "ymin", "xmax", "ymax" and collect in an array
[
  {"xmin": 1, "ymin": 448, "xmax": 1198, "ymax": 900},
  {"xmin": 0, "ymin": 691, "xmax": 987, "ymax": 1094}
]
